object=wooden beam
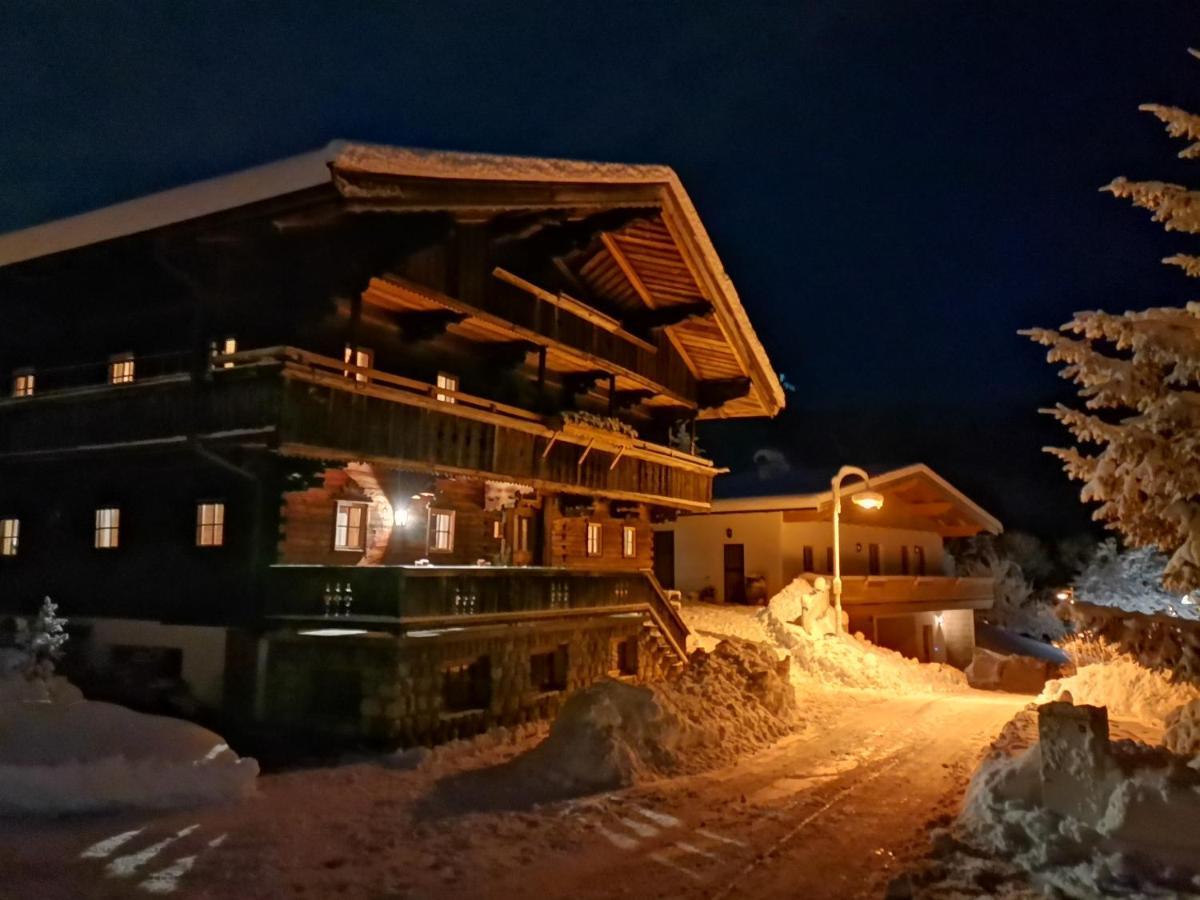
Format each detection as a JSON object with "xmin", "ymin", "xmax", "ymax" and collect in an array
[{"xmin": 492, "ymin": 266, "xmax": 657, "ymax": 354}]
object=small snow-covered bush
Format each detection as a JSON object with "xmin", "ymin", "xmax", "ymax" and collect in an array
[{"xmin": 15, "ymin": 597, "xmax": 68, "ymax": 686}]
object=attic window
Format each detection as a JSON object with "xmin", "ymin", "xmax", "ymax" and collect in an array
[
  {"xmin": 622, "ymin": 525, "xmax": 636, "ymax": 558},
  {"xmin": 436, "ymin": 372, "xmax": 458, "ymax": 403},
  {"xmin": 11, "ymin": 370, "xmax": 34, "ymax": 398},
  {"xmin": 108, "ymin": 353, "xmax": 135, "ymax": 385},
  {"xmin": 586, "ymin": 522, "xmax": 602, "ymax": 557},
  {"xmin": 214, "ymin": 337, "xmax": 237, "ymax": 369},
  {"xmin": 343, "ymin": 345, "xmax": 372, "ymax": 383}
]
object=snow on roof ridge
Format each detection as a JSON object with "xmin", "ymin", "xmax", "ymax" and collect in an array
[
  {"xmin": 331, "ymin": 142, "xmax": 676, "ymax": 184},
  {"xmin": 0, "ymin": 141, "xmax": 350, "ymax": 267}
]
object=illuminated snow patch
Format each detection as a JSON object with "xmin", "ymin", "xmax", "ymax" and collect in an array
[
  {"xmin": 138, "ymin": 855, "xmax": 196, "ymax": 894},
  {"xmin": 696, "ymin": 828, "xmax": 746, "ymax": 847},
  {"xmin": 648, "ymin": 851, "xmax": 703, "ymax": 882},
  {"xmin": 594, "ymin": 822, "xmax": 638, "ymax": 850},
  {"xmin": 675, "ymin": 840, "xmax": 719, "ymax": 860},
  {"xmin": 618, "ymin": 816, "xmax": 659, "ymax": 838},
  {"xmin": 81, "ymin": 827, "xmax": 145, "ymax": 859},
  {"xmin": 635, "ymin": 807, "xmax": 682, "ymax": 828},
  {"xmin": 107, "ymin": 825, "xmax": 199, "ymax": 878}
]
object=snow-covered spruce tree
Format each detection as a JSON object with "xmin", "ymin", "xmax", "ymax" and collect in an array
[
  {"xmin": 16, "ymin": 597, "xmax": 68, "ymax": 685},
  {"xmin": 1024, "ymin": 76, "xmax": 1200, "ymax": 593}
]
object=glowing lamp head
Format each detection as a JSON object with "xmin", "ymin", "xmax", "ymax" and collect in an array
[
  {"xmin": 392, "ymin": 505, "xmax": 410, "ymax": 528},
  {"xmin": 1055, "ymin": 590, "xmax": 1071, "ymax": 602},
  {"xmin": 852, "ymin": 490, "xmax": 884, "ymax": 511}
]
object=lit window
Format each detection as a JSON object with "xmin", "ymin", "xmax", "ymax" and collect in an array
[
  {"xmin": 108, "ymin": 353, "xmax": 135, "ymax": 385},
  {"xmin": 586, "ymin": 522, "xmax": 602, "ymax": 557},
  {"xmin": 214, "ymin": 337, "xmax": 237, "ymax": 369},
  {"xmin": 492, "ymin": 520, "xmax": 502, "ymax": 540},
  {"xmin": 517, "ymin": 516, "xmax": 531, "ymax": 553},
  {"xmin": 343, "ymin": 345, "xmax": 373, "ymax": 383},
  {"xmin": 12, "ymin": 371, "xmax": 34, "ymax": 398},
  {"xmin": 334, "ymin": 501, "xmax": 368, "ymax": 551},
  {"xmin": 430, "ymin": 509, "xmax": 455, "ymax": 552},
  {"xmin": 622, "ymin": 525, "xmax": 636, "ymax": 558},
  {"xmin": 0, "ymin": 518, "xmax": 18, "ymax": 556},
  {"xmin": 436, "ymin": 372, "xmax": 458, "ymax": 403},
  {"xmin": 196, "ymin": 502, "xmax": 225, "ymax": 547},
  {"xmin": 94, "ymin": 507, "xmax": 120, "ymax": 549}
]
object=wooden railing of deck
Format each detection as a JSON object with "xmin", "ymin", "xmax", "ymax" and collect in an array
[{"xmin": 265, "ymin": 565, "xmax": 690, "ymax": 662}]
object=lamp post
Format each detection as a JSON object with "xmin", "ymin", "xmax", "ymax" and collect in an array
[{"xmin": 831, "ymin": 465, "xmax": 884, "ymax": 635}]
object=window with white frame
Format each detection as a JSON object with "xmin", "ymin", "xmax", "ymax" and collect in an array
[
  {"xmin": 108, "ymin": 353, "xmax": 135, "ymax": 385},
  {"xmin": 517, "ymin": 516, "xmax": 531, "ymax": 553},
  {"xmin": 196, "ymin": 501, "xmax": 225, "ymax": 547},
  {"xmin": 492, "ymin": 519, "xmax": 502, "ymax": 540},
  {"xmin": 334, "ymin": 501, "xmax": 368, "ymax": 551},
  {"xmin": 0, "ymin": 518, "xmax": 18, "ymax": 556},
  {"xmin": 436, "ymin": 372, "xmax": 458, "ymax": 403},
  {"xmin": 343, "ymin": 345, "xmax": 373, "ymax": 383},
  {"xmin": 429, "ymin": 509, "xmax": 455, "ymax": 552},
  {"xmin": 11, "ymin": 371, "xmax": 34, "ymax": 398},
  {"xmin": 622, "ymin": 525, "xmax": 636, "ymax": 558},
  {"xmin": 586, "ymin": 521, "xmax": 602, "ymax": 557},
  {"xmin": 94, "ymin": 507, "xmax": 120, "ymax": 549}
]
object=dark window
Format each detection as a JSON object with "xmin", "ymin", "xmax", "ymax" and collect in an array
[
  {"xmin": 530, "ymin": 645, "xmax": 569, "ymax": 692},
  {"xmin": 900, "ymin": 545, "xmax": 911, "ymax": 575},
  {"xmin": 612, "ymin": 637, "xmax": 638, "ymax": 676},
  {"xmin": 802, "ymin": 545, "xmax": 814, "ymax": 572},
  {"xmin": 914, "ymin": 545, "xmax": 926, "ymax": 576},
  {"xmin": 868, "ymin": 543, "xmax": 881, "ymax": 575},
  {"xmin": 825, "ymin": 547, "xmax": 834, "ymax": 574},
  {"xmin": 443, "ymin": 656, "xmax": 491, "ymax": 712}
]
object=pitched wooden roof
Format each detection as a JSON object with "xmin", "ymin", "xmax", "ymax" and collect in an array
[{"xmin": 0, "ymin": 141, "xmax": 785, "ymax": 419}]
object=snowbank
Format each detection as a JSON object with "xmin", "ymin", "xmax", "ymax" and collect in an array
[
  {"xmin": 680, "ymin": 579, "xmax": 969, "ymax": 694},
  {"xmin": 0, "ymin": 695, "xmax": 258, "ymax": 815},
  {"xmin": 1039, "ymin": 659, "xmax": 1200, "ymax": 724},
  {"xmin": 518, "ymin": 638, "xmax": 798, "ymax": 793},
  {"xmin": 1164, "ymin": 699, "xmax": 1200, "ymax": 758},
  {"xmin": 760, "ymin": 578, "xmax": 968, "ymax": 693}
]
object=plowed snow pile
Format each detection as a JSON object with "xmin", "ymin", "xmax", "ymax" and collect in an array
[
  {"xmin": 1165, "ymin": 699, "xmax": 1200, "ymax": 757},
  {"xmin": 681, "ymin": 578, "xmax": 968, "ymax": 694},
  {"xmin": 1039, "ymin": 658, "xmax": 1200, "ymax": 724},
  {"xmin": 763, "ymin": 577, "xmax": 968, "ymax": 693},
  {"xmin": 519, "ymin": 638, "xmax": 798, "ymax": 793}
]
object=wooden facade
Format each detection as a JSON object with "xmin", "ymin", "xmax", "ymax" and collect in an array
[{"xmin": 0, "ymin": 143, "xmax": 782, "ymax": 733}]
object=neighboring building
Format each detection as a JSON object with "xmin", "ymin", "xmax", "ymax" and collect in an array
[
  {"xmin": 0, "ymin": 142, "xmax": 783, "ymax": 741},
  {"xmin": 654, "ymin": 464, "xmax": 1000, "ymax": 667}
]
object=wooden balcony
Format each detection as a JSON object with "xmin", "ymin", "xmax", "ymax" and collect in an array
[
  {"xmin": 0, "ymin": 346, "xmax": 716, "ymax": 509},
  {"xmin": 265, "ymin": 564, "xmax": 689, "ymax": 661},
  {"xmin": 836, "ymin": 575, "xmax": 995, "ymax": 614}
]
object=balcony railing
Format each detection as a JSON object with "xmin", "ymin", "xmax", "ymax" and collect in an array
[
  {"xmin": 836, "ymin": 574, "xmax": 995, "ymax": 611},
  {"xmin": 265, "ymin": 564, "xmax": 689, "ymax": 661},
  {"xmin": 0, "ymin": 345, "xmax": 715, "ymax": 508}
]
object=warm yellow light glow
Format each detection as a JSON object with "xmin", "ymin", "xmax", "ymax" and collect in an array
[
  {"xmin": 852, "ymin": 490, "xmax": 884, "ymax": 511},
  {"xmin": 393, "ymin": 505, "xmax": 410, "ymax": 528},
  {"xmin": 1055, "ymin": 590, "xmax": 1070, "ymax": 601}
]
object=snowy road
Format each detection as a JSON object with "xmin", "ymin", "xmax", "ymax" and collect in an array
[{"xmin": 0, "ymin": 688, "xmax": 1025, "ymax": 900}]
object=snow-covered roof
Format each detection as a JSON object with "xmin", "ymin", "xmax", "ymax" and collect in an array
[
  {"xmin": 707, "ymin": 463, "xmax": 1003, "ymax": 535},
  {"xmin": 0, "ymin": 140, "xmax": 784, "ymax": 418},
  {"xmin": 0, "ymin": 142, "xmax": 347, "ymax": 267}
]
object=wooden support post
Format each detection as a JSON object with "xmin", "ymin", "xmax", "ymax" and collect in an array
[{"xmin": 578, "ymin": 439, "xmax": 595, "ymax": 467}]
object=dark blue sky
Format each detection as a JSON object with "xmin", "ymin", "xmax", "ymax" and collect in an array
[{"xmin": 3, "ymin": 1, "xmax": 1199, "ymax": 534}]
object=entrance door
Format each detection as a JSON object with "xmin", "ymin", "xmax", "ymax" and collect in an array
[
  {"xmin": 723, "ymin": 543, "xmax": 746, "ymax": 604},
  {"xmin": 653, "ymin": 530, "xmax": 675, "ymax": 589}
]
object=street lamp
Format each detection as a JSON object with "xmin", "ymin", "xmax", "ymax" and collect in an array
[{"xmin": 831, "ymin": 465, "xmax": 884, "ymax": 635}]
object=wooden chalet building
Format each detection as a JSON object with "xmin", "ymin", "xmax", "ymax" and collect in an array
[{"xmin": 0, "ymin": 142, "xmax": 783, "ymax": 741}]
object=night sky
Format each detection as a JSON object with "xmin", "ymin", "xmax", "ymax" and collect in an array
[{"xmin": 3, "ymin": 1, "xmax": 1200, "ymax": 537}]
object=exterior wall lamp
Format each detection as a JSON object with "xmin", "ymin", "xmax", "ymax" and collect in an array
[{"xmin": 831, "ymin": 466, "xmax": 884, "ymax": 635}]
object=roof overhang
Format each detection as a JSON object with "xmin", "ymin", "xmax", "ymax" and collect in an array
[
  {"xmin": 0, "ymin": 141, "xmax": 784, "ymax": 422},
  {"xmin": 706, "ymin": 463, "xmax": 1003, "ymax": 537}
]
